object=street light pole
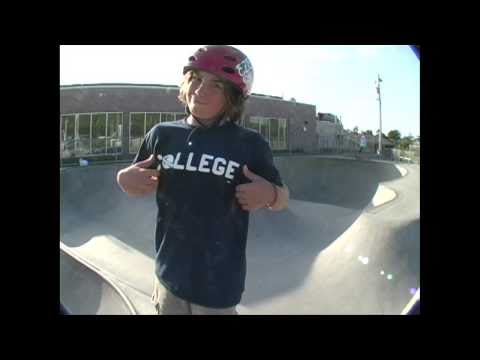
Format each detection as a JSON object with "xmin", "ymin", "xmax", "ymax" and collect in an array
[{"xmin": 376, "ymin": 74, "xmax": 383, "ymax": 157}]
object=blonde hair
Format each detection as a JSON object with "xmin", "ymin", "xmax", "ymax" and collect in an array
[{"xmin": 177, "ymin": 69, "xmax": 246, "ymax": 123}]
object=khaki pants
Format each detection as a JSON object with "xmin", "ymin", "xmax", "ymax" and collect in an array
[{"xmin": 151, "ymin": 277, "xmax": 238, "ymax": 315}]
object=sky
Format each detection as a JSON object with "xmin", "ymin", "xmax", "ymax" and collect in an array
[{"xmin": 60, "ymin": 45, "xmax": 420, "ymax": 138}]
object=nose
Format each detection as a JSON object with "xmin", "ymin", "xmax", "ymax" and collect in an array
[{"xmin": 194, "ymin": 80, "xmax": 209, "ymax": 96}]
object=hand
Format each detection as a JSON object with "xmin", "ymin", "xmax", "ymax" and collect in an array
[
  {"xmin": 116, "ymin": 155, "xmax": 160, "ymax": 197},
  {"xmin": 235, "ymin": 165, "xmax": 276, "ymax": 211}
]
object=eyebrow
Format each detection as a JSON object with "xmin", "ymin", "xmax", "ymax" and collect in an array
[
  {"xmin": 194, "ymin": 71, "xmax": 223, "ymax": 83},
  {"xmin": 194, "ymin": 75, "xmax": 224, "ymax": 86}
]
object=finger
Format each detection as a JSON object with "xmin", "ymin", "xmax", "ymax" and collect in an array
[
  {"xmin": 235, "ymin": 194, "xmax": 247, "ymax": 202},
  {"xmin": 235, "ymin": 193, "xmax": 247, "ymax": 201},
  {"xmin": 145, "ymin": 173, "xmax": 160, "ymax": 182},
  {"xmin": 235, "ymin": 185, "xmax": 249, "ymax": 194},
  {"xmin": 137, "ymin": 185, "xmax": 157, "ymax": 194},
  {"xmin": 138, "ymin": 174, "xmax": 158, "ymax": 184},
  {"xmin": 140, "ymin": 169, "xmax": 160, "ymax": 177},
  {"xmin": 235, "ymin": 184, "xmax": 246, "ymax": 192},
  {"xmin": 134, "ymin": 183, "xmax": 155, "ymax": 192},
  {"xmin": 139, "ymin": 178, "xmax": 159, "ymax": 187},
  {"xmin": 243, "ymin": 165, "xmax": 261, "ymax": 181},
  {"xmin": 135, "ymin": 154, "xmax": 156, "ymax": 168},
  {"xmin": 237, "ymin": 199, "xmax": 249, "ymax": 206},
  {"xmin": 144, "ymin": 179, "xmax": 159, "ymax": 187}
]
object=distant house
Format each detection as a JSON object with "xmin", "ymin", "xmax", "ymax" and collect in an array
[
  {"xmin": 410, "ymin": 138, "xmax": 420, "ymax": 149},
  {"xmin": 316, "ymin": 112, "xmax": 350, "ymax": 151},
  {"xmin": 361, "ymin": 133, "xmax": 394, "ymax": 152}
]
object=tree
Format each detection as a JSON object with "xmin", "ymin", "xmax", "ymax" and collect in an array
[
  {"xmin": 353, "ymin": 126, "xmax": 359, "ymax": 134},
  {"xmin": 388, "ymin": 130, "xmax": 402, "ymax": 143},
  {"xmin": 365, "ymin": 130, "xmax": 373, "ymax": 136},
  {"xmin": 399, "ymin": 135, "xmax": 415, "ymax": 150}
]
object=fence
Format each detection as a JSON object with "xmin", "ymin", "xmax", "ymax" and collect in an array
[
  {"xmin": 61, "ymin": 136, "xmax": 124, "ymax": 158},
  {"xmin": 392, "ymin": 146, "xmax": 420, "ymax": 163},
  {"xmin": 317, "ymin": 135, "xmax": 361, "ymax": 153}
]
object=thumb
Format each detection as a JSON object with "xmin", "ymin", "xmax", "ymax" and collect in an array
[
  {"xmin": 243, "ymin": 165, "xmax": 261, "ymax": 181},
  {"xmin": 136, "ymin": 154, "xmax": 155, "ymax": 168}
]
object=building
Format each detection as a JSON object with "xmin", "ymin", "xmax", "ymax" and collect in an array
[
  {"xmin": 315, "ymin": 112, "xmax": 361, "ymax": 153},
  {"xmin": 314, "ymin": 110, "xmax": 396, "ymax": 157},
  {"xmin": 60, "ymin": 84, "xmax": 317, "ymax": 161},
  {"xmin": 362, "ymin": 132, "xmax": 395, "ymax": 158},
  {"xmin": 316, "ymin": 112, "xmax": 342, "ymax": 151}
]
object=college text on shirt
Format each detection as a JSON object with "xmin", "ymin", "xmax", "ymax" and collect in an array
[{"xmin": 156, "ymin": 152, "xmax": 240, "ymax": 180}]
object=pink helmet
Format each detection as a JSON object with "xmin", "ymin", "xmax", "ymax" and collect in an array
[{"xmin": 183, "ymin": 45, "xmax": 254, "ymax": 97}]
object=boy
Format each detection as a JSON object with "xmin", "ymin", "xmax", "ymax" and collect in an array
[{"xmin": 117, "ymin": 45, "xmax": 289, "ymax": 314}]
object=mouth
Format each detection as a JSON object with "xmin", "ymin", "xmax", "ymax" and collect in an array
[{"xmin": 192, "ymin": 98, "xmax": 207, "ymax": 105}]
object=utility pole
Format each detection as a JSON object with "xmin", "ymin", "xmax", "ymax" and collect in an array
[{"xmin": 375, "ymin": 74, "xmax": 383, "ymax": 157}]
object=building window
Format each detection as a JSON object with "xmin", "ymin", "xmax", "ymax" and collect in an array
[
  {"xmin": 161, "ymin": 113, "xmax": 175, "ymax": 123},
  {"xmin": 259, "ymin": 117, "xmax": 269, "ymax": 141},
  {"xmin": 245, "ymin": 116, "xmax": 287, "ymax": 151},
  {"xmin": 175, "ymin": 112, "xmax": 185, "ymax": 121},
  {"xmin": 146, "ymin": 113, "xmax": 161, "ymax": 133},
  {"xmin": 77, "ymin": 113, "xmax": 92, "ymax": 155},
  {"xmin": 129, "ymin": 112, "xmax": 145, "ymax": 154},
  {"xmin": 270, "ymin": 118, "xmax": 279, "ymax": 150},
  {"xmin": 278, "ymin": 118, "xmax": 287, "ymax": 150},
  {"xmin": 245, "ymin": 116, "xmax": 260, "ymax": 133},
  {"xmin": 92, "ymin": 113, "xmax": 107, "ymax": 154},
  {"xmin": 107, "ymin": 113, "xmax": 123, "ymax": 154},
  {"xmin": 61, "ymin": 114, "xmax": 76, "ymax": 158},
  {"xmin": 60, "ymin": 112, "xmax": 123, "ymax": 158},
  {"xmin": 129, "ymin": 112, "xmax": 178, "ymax": 154}
]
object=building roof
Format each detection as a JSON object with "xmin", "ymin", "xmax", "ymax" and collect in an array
[
  {"xmin": 60, "ymin": 83, "xmax": 316, "ymax": 116},
  {"xmin": 60, "ymin": 83, "xmax": 309, "ymax": 105},
  {"xmin": 61, "ymin": 83, "xmax": 180, "ymax": 90}
]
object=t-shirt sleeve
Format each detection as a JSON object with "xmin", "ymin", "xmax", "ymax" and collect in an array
[
  {"xmin": 249, "ymin": 135, "xmax": 284, "ymax": 187},
  {"xmin": 132, "ymin": 126, "xmax": 159, "ymax": 169}
]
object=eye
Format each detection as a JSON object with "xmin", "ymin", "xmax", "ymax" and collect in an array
[
  {"xmin": 214, "ymin": 82, "xmax": 225, "ymax": 90},
  {"xmin": 191, "ymin": 74, "xmax": 201, "ymax": 82}
]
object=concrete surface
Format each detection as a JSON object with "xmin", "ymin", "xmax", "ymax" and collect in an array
[
  {"xmin": 60, "ymin": 242, "xmax": 136, "ymax": 315},
  {"xmin": 60, "ymin": 155, "xmax": 420, "ymax": 314}
]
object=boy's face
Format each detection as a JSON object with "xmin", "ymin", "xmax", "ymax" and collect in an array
[{"xmin": 186, "ymin": 70, "xmax": 227, "ymax": 121}]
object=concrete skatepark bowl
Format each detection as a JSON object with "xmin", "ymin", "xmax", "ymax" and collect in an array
[{"xmin": 60, "ymin": 155, "xmax": 420, "ymax": 315}]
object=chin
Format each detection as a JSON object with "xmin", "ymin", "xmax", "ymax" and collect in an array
[
  {"xmin": 191, "ymin": 109, "xmax": 217, "ymax": 120},
  {"xmin": 196, "ymin": 114, "xmax": 217, "ymax": 121}
]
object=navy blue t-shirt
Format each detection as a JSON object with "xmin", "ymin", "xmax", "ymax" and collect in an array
[{"xmin": 133, "ymin": 119, "xmax": 283, "ymax": 308}]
